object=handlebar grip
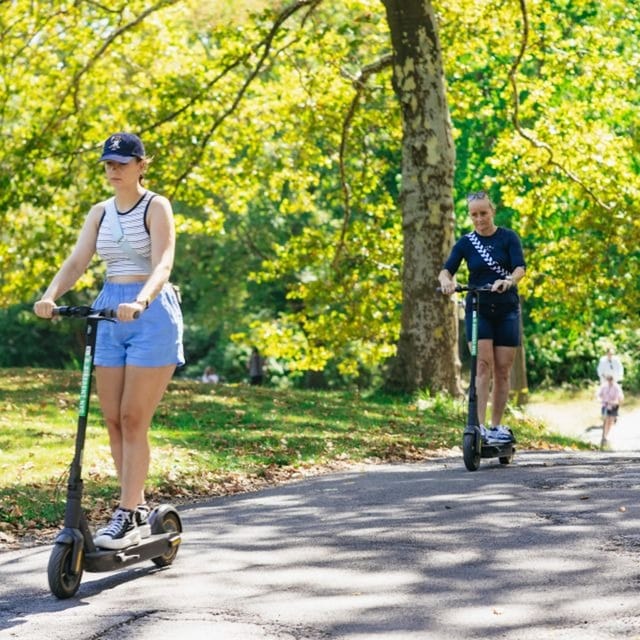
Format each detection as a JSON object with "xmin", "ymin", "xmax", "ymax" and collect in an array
[{"xmin": 436, "ymin": 285, "xmax": 464, "ymax": 293}]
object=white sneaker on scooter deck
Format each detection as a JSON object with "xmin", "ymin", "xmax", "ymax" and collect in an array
[
  {"xmin": 95, "ymin": 504, "xmax": 152, "ymax": 539},
  {"xmin": 135, "ymin": 504, "xmax": 152, "ymax": 539},
  {"xmin": 485, "ymin": 425, "xmax": 516, "ymax": 444},
  {"xmin": 94, "ymin": 507, "xmax": 141, "ymax": 550}
]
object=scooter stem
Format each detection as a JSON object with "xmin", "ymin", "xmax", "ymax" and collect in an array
[{"xmin": 467, "ymin": 289, "xmax": 480, "ymax": 427}]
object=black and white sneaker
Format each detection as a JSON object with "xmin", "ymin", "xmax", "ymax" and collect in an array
[
  {"xmin": 486, "ymin": 425, "xmax": 516, "ymax": 444},
  {"xmin": 94, "ymin": 507, "xmax": 140, "ymax": 550},
  {"xmin": 136, "ymin": 504, "xmax": 152, "ymax": 539}
]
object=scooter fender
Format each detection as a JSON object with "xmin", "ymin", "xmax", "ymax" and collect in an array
[
  {"xmin": 54, "ymin": 527, "xmax": 85, "ymax": 575},
  {"xmin": 463, "ymin": 424, "xmax": 482, "ymax": 450},
  {"xmin": 149, "ymin": 504, "xmax": 182, "ymax": 535}
]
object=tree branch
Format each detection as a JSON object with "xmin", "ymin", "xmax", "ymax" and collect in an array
[
  {"xmin": 332, "ymin": 53, "xmax": 393, "ymax": 269},
  {"xmin": 36, "ymin": 0, "xmax": 180, "ymax": 143},
  {"xmin": 168, "ymin": 0, "xmax": 325, "ymax": 196},
  {"xmin": 509, "ymin": 0, "xmax": 612, "ymax": 210}
]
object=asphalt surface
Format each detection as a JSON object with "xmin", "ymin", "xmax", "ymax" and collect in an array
[{"xmin": 2, "ymin": 447, "xmax": 640, "ymax": 639}]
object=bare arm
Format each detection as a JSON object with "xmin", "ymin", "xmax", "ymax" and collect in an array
[
  {"xmin": 510, "ymin": 266, "xmax": 526, "ymax": 285},
  {"xmin": 33, "ymin": 206, "xmax": 101, "ymax": 318}
]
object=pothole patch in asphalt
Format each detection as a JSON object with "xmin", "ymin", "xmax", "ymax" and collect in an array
[
  {"xmin": 602, "ymin": 535, "xmax": 640, "ymax": 554},
  {"xmin": 535, "ymin": 510, "xmax": 594, "ymax": 524},
  {"xmin": 94, "ymin": 609, "xmax": 330, "ymax": 640}
]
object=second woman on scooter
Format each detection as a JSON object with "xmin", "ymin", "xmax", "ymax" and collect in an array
[{"xmin": 438, "ymin": 191, "xmax": 526, "ymax": 444}]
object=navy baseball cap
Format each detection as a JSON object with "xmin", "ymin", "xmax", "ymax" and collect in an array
[{"xmin": 99, "ymin": 132, "xmax": 145, "ymax": 163}]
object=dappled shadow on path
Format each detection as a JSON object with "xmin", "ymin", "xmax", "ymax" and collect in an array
[
  {"xmin": 1, "ymin": 451, "xmax": 640, "ymax": 639},
  {"xmin": 0, "ymin": 542, "xmax": 176, "ymax": 635},
  {"xmin": 177, "ymin": 451, "xmax": 640, "ymax": 639}
]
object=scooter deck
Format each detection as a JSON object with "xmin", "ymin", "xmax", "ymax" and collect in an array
[
  {"xmin": 481, "ymin": 442, "xmax": 515, "ymax": 459},
  {"xmin": 85, "ymin": 532, "xmax": 181, "ymax": 572},
  {"xmin": 464, "ymin": 425, "xmax": 515, "ymax": 459}
]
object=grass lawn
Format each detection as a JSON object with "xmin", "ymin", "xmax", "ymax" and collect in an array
[{"xmin": 0, "ymin": 368, "xmax": 590, "ymax": 546}]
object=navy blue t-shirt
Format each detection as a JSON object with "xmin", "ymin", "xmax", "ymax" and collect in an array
[{"xmin": 443, "ymin": 227, "xmax": 525, "ymax": 307}]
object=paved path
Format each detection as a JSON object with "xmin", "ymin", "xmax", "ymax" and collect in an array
[
  {"xmin": 526, "ymin": 400, "xmax": 640, "ymax": 451},
  {"xmin": 2, "ymin": 450, "xmax": 640, "ymax": 639}
]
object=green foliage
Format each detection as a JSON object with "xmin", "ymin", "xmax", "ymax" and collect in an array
[
  {"xmin": 525, "ymin": 320, "xmax": 640, "ymax": 392},
  {"xmin": 441, "ymin": 0, "xmax": 640, "ymax": 388},
  {"xmin": 0, "ymin": 305, "xmax": 82, "ymax": 368},
  {"xmin": 0, "ymin": 0, "xmax": 404, "ymax": 384},
  {"xmin": 0, "ymin": 1, "xmax": 638, "ymax": 387}
]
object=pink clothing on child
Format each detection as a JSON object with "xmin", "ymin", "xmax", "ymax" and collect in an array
[{"xmin": 598, "ymin": 381, "xmax": 624, "ymax": 406}]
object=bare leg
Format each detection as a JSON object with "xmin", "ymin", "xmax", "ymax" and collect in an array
[
  {"xmin": 96, "ymin": 364, "xmax": 175, "ymax": 510},
  {"xmin": 491, "ymin": 346, "xmax": 517, "ymax": 426},
  {"xmin": 96, "ymin": 367, "xmax": 126, "ymax": 482},
  {"xmin": 473, "ymin": 339, "xmax": 495, "ymax": 426}
]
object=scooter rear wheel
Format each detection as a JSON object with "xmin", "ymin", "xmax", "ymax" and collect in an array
[
  {"xmin": 463, "ymin": 432, "xmax": 481, "ymax": 471},
  {"xmin": 48, "ymin": 542, "xmax": 83, "ymax": 599},
  {"xmin": 499, "ymin": 452, "xmax": 514, "ymax": 465},
  {"xmin": 151, "ymin": 510, "xmax": 181, "ymax": 567}
]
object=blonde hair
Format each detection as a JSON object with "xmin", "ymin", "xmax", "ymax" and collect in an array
[{"xmin": 467, "ymin": 191, "xmax": 495, "ymax": 211}]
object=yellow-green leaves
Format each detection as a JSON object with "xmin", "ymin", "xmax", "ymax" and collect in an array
[{"xmin": 2, "ymin": 0, "xmax": 639, "ymax": 386}]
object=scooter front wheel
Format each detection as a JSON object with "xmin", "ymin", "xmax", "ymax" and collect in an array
[
  {"xmin": 48, "ymin": 542, "xmax": 83, "ymax": 599},
  {"xmin": 462, "ymin": 432, "xmax": 481, "ymax": 471}
]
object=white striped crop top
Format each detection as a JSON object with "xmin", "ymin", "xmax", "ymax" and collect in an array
[{"xmin": 96, "ymin": 191, "xmax": 155, "ymax": 277}]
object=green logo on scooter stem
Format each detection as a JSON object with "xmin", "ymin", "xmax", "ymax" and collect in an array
[
  {"xmin": 471, "ymin": 308, "xmax": 478, "ymax": 356},
  {"xmin": 78, "ymin": 345, "xmax": 92, "ymax": 416}
]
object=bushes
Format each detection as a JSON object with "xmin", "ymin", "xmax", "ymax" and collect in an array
[
  {"xmin": 2, "ymin": 302, "xmax": 638, "ymax": 393},
  {"xmin": 526, "ymin": 325, "xmax": 640, "ymax": 392},
  {"xmin": 0, "ymin": 304, "xmax": 82, "ymax": 369}
]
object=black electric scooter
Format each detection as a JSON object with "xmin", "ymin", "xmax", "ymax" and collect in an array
[
  {"xmin": 45, "ymin": 305, "xmax": 182, "ymax": 599},
  {"xmin": 445, "ymin": 285, "xmax": 515, "ymax": 471}
]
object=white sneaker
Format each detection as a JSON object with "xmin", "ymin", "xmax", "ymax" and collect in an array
[
  {"xmin": 94, "ymin": 507, "xmax": 140, "ymax": 550},
  {"xmin": 96, "ymin": 504, "xmax": 151, "ymax": 539},
  {"xmin": 486, "ymin": 425, "xmax": 515, "ymax": 444},
  {"xmin": 135, "ymin": 504, "xmax": 152, "ymax": 539},
  {"xmin": 497, "ymin": 425, "xmax": 516, "ymax": 442}
]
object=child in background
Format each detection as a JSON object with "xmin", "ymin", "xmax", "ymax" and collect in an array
[{"xmin": 597, "ymin": 374, "xmax": 624, "ymax": 450}]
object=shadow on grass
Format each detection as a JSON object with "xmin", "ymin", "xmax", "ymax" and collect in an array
[{"xmin": 0, "ymin": 369, "xmax": 591, "ymax": 536}]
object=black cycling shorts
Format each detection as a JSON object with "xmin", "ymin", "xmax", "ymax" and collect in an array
[{"xmin": 465, "ymin": 303, "xmax": 521, "ymax": 347}]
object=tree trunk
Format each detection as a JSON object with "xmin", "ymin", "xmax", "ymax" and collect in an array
[
  {"xmin": 510, "ymin": 307, "xmax": 529, "ymax": 405},
  {"xmin": 381, "ymin": 0, "xmax": 461, "ymax": 395}
]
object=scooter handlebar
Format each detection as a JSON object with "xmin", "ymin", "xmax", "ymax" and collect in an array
[
  {"xmin": 436, "ymin": 284, "xmax": 494, "ymax": 293},
  {"xmin": 52, "ymin": 306, "xmax": 140, "ymax": 319}
]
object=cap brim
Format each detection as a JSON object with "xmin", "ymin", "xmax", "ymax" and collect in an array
[{"xmin": 99, "ymin": 154, "xmax": 137, "ymax": 163}]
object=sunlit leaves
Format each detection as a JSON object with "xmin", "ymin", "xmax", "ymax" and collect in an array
[
  {"xmin": 439, "ymin": 0, "xmax": 639, "ymax": 354},
  {"xmin": 1, "ymin": 0, "xmax": 639, "ymax": 386}
]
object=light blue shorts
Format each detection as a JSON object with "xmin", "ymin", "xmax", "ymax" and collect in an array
[{"xmin": 93, "ymin": 282, "xmax": 185, "ymax": 368}]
